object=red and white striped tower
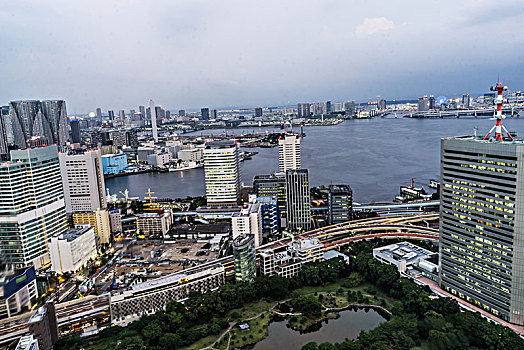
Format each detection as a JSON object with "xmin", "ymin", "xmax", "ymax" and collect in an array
[{"xmin": 483, "ymin": 81, "xmax": 514, "ymax": 141}]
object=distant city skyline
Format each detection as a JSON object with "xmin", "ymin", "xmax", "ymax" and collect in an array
[{"xmin": 1, "ymin": 1, "xmax": 523, "ymax": 113}]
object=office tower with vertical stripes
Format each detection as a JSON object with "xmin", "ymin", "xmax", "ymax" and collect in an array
[
  {"xmin": 279, "ymin": 134, "xmax": 301, "ymax": 172},
  {"xmin": 59, "ymin": 150, "xmax": 106, "ymax": 213},
  {"xmin": 286, "ymin": 169, "xmax": 311, "ymax": 231},
  {"xmin": 203, "ymin": 140, "xmax": 241, "ymax": 207}
]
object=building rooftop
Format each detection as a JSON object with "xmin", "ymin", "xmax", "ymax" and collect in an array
[
  {"xmin": 57, "ymin": 226, "xmax": 93, "ymax": 242},
  {"xmin": 329, "ymin": 184, "xmax": 352, "ymax": 194},
  {"xmin": 232, "ymin": 203, "xmax": 260, "ymax": 217},
  {"xmin": 128, "ymin": 263, "xmax": 223, "ymax": 292},
  {"xmin": 291, "ymin": 238, "xmax": 322, "ymax": 251},
  {"xmin": 445, "ymin": 134, "xmax": 523, "ymax": 144},
  {"xmin": 233, "ymin": 234, "xmax": 254, "ymax": 247},
  {"xmin": 373, "ymin": 241, "xmax": 435, "ymax": 265},
  {"xmin": 28, "ymin": 306, "xmax": 47, "ymax": 324},
  {"xmin": 205, "ymin": 140, "xmax": 237, "ymax": 148}
]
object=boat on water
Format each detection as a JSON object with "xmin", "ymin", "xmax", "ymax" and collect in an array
[
  {"xmin": 428, "ymin": 179, "xmax": 440, "ymax": 189},
  {"xmin": 394, "ymin": 178, "xmax": 432, "ymax": 202},
  {"xmin": 168, "ymin": 162, "xmax": 202, "ymax": 172}
]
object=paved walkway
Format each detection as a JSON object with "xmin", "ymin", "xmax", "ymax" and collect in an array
[
  {"xmin": 417, "ymin": 276, "xmax": 524, "ymax": 334},
  {"xmin": 203, "ymin": 300, "xmax": 286, "ymax": 350}
]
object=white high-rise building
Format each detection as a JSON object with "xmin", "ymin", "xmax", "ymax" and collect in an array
[
  {"xmin": 279, "ymin": 134, "xmax": 301, "ymax": 172},
  {"xmin": 49, "ymin": 225, "xmax": 97, "ymax": 274},
  {"xmin": 203, "ymin": 141, "xmax": 241, "ymax": 206},
  {"xmin": 232, "ymin": 203, "xmax": 262, "ymax": 247},
  {"xmin": 0, "ymin": 146, "xmax": 68, "ymax": 269},
  {"xmin": 149, "ymin": 99, "xmax": 158, "ymax": 143},
  {"xmin": 59, "ymin": 150, "xmax": 106, "ymax": 213}
]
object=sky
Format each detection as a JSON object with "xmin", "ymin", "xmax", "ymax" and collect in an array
[{"xmin": 0, "ymin": 0, "xmax": 523, "ymax": 113}]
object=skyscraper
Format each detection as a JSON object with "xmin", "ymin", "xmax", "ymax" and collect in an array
[
  {"xmin": 344, "ymin": 101, "xmax": 356, "ymax": 115},
  {"xmin": 201, "ymin": 107, "xmax": 210, "ymax": 120},
  {"xmin": 203, "ymin": 140, "xmax": 240, "ymax": 207},
  {"xmin": 286, "ymin": 169, "xmax": 311, "ymax": 231},
  {"xmin": 70, "ymin": 120, "xmax": 81, "ymax": 144},
  {"xmin": 253, "ymin": 173, "xmax": 287, "ymax": 227},
  {"xmin": 149, "ymin": 99, "xmax": 158, "ymax": 143},
  {"xmin": 59, "ymin": 150, "xmax": 106, "ymax": 213},
  {"xmin": 108, "ymin": 110, "xmax": 115, "ymax": 120},
  {"xmin": 279, "ymin": 134, "xmax": 301, "ymax": 172},
  {"xmin": 254, "ymin": 107, "xmax": 263, "ymax": 118},
  {"xmin": 41, "ymin": 100, "xmax": 69, "ymax": 145},
  {"xmin": 0, "ymin": 146, "xmax": 68, "ymax": 269},
  {"xmin": 96, "ymin": 108, "xmax": 103, "ymax": 123},
  {"xmin": 0, "ymin": 106, "xmax": 9, "ymax": 158},
  {"xmin": 3, "ymin": 100, "xmax": 68, "ymax": 148},
  {"xmin": 211, "ymin": 109, "xmax": 218, "ymax": 119},
  {"xmin": 439, "ymin": 135, "xmax": 524, "ymax": 325},
  {"xmin": 233, "ymin": 234, "xmax": 256, "ymax": 283},
  {"xmin": 328, "ymin": 185, "xmax": 352, "ymax": 224},
  {"xmin": 297, "ymin": 103, "xmax": 311, "ymax": 118},
  {"xmin": 118, "ymin": 110, "xmax": 125, "ymax": 120},
  {"xmin": 138, "ymin": 105, "xmax": 146, "ymax": 119}
]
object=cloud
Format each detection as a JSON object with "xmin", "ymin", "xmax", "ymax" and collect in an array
[{"xmin": 355, "ymin": 17, "xmax": 395, "ymax": 36}]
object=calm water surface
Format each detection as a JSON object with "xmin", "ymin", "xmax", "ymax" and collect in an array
[
  {"xmin": 252, "ymin": 308, "xmax": 386, "ymax": 349},
  {"xmin": 106, "ymin": 117, "xmax": 524, "ymax": 202}
]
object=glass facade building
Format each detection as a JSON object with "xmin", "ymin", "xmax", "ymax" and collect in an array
[
  {"xmin": 439, "ymin": 136, "xmax": 524, "ymax": 325},
  {"xmin": 233, "ymin": 234, "xmax": 256, "ymax": 283},
  {"xmin": 0, "ymin": 146, "xmax": 67, "ymax": 269}
]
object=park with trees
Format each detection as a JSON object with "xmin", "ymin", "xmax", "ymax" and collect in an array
[{"xmin": 57, "ymin": 239, "xmax": 524, "ymax": 350}]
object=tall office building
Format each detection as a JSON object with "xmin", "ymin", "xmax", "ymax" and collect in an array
[
  {"xmin": 344, "ymin": 101, "xmax": 356, "ymax": 115},
  {"xmin": 233, "ymin": 234, "xmax": 256, "ymax": 283},
  {"xmin": 253, "ymin": 173, "xmax": 287, "ymax": 227},
  {"xmin": 297, "ymin": 103, "xmax": 311, "ymax": 118},
  {"xmin": 149, "ymin": 99, "xmax": 158, "ymax": 143},
  {"xmin": 41, "ymin": 100, "xmax": 69, "ymax": 145},
  {"xmin": 379, "ymin": 99, "xmax": 386, "ymax": 111},
  {"xmin": 4, "ymin": 100, "xmax": 69, "ymax": 148},
  {"xmin": 0, "ymin": 106, "xmax": 9, "ymax": 158},
  {"xmin": 96, "ymin": 108, "xmax": 103, "ymax": 123},
  {"xmin": 439, "ymin": 135, "xmax": 524, "ymax": 325},
  {"xmin": 0, "ymin": 146, "xmax": 68, "ymax": 269},
  {"xmin": 258, "ymin": 196, "xmax": 279, "ymax": 235},
  {"xmin": 59, "ymin": 150, "xmax": 106, "ymax": 213},
  {"xmin": 201, "ymin": 107, "xmax": 209, "ymax": 120},
  {"xmin": 279, "ymin": 134, "xmax": 301, "ymax": 172},
  {"xmin": 203, "ymin": 141, "xmax": 241, "ymax": 206},
  {"xmin": 108, "ymin": 110, "xmax": 115, "ymax": 120},
  {"xmin": 286, "ymin": 169, "xmax": 311, "ymax": 231},
  {"xmin": 70, "ymin": 120, "xmax": 81, "ymax": 143},
  {"xmin": 429, "ymin": 95, "xmax": 436, "ymax": 110},
  {"xmin": 118, "ymin": 110, "xmax": 125, "ymax": 120},
  {"xmin": 178, "ymin": 110, "xmax": 186, "ymax": 117},
  {"xmin": 254, "ymin": 107, "xmax": 263, "ymax": 118},
  {"xmin": 328, "ymin": 185, "xmax": 352, "ymax": 224},
  {"xmin": 211, "ymin": 109, "xmax": 218, "ymax": 119},
  {"xmin": 138, "ymin": 105, "xmax": 146, "ymax": 119},
  {"xmin": 418, "ymin": 97, "xmax": 430, "ymax": 112}
]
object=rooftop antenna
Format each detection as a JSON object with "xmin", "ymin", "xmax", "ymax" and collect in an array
[{"xmin": 483, "ymin": 81, "xmax": 513, "ymax": 141}]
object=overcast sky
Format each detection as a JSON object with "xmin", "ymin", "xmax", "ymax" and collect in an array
[{"xmin": 0, "ymin": 0, "xmax": 523, "ymax": 113}]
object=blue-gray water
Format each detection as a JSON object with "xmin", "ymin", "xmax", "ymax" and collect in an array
[
  {"xmin": 252, "ymin": 308, "xmax": 386, "ymax": 349},
  {"xmin": 105, "ymin": 116, "xmax": 524, "ymax": 202}
]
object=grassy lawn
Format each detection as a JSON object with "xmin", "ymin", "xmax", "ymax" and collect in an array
[
  {"xmin": 216, "ymin": 312, "xmax": 272, "ymax": 350},
  {"xmin": 181, "ymin": 333, "xmax": 222, "ymax": 350},
  {"xmin": 293, "ymin": 280, "xmax": 345, "ymax": 295}
]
